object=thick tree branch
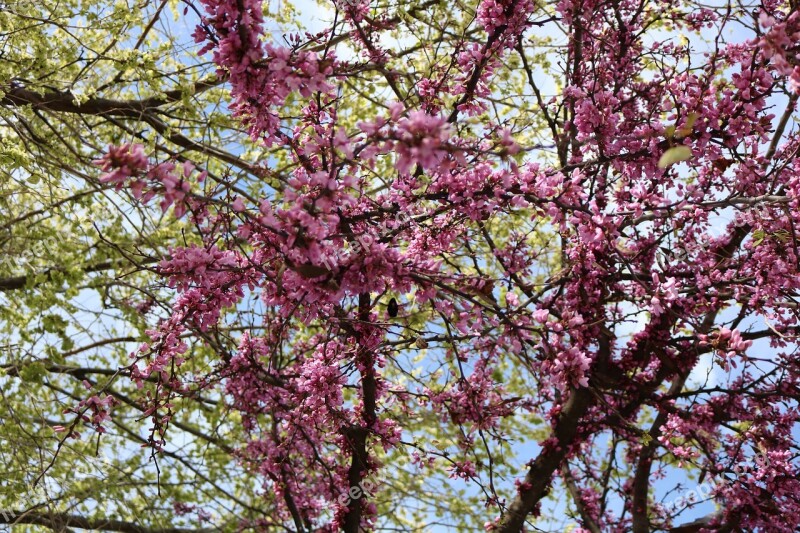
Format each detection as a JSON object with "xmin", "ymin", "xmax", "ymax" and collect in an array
[
  {"xmin": 342, "ymin": 293, "xmax": 378, "ymax": 533},
  {"xmin": 0, "ymin": 510, "xmax": 212, "ymax": 533},
  {"xmin": 0, "ymin": 257, "xmax": 158, "ymax": 292},
  {"xmin": 0, "ymin": 81, "xmax": 256, "ymax": 174},
  {"xmin": 631, "ymin": 376, "xmax": 688, "ymax": 533},
  {"xmin": 667, "ymin": 511, "xmax": 730, "ymax": 533},
  {"xmin": 496, "ymin": 385, "xmax": 594, "ymax": 532},
  {"xmin": 562, "ymin": 464, "xmax": 602, "ymax": 533},
  {"xmin": 1, "ymin": 78, "xmax": 223, "ymax": 118}
]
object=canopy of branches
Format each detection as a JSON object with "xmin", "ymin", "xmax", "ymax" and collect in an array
[{"xmin": 2, "ymin": 0, "xmax": 800, "ymax": 532}]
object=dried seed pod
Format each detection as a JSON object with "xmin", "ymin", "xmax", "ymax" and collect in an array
[{"xmin": 387, "ymin": 297, "xmax": 398, "ymax": 318}]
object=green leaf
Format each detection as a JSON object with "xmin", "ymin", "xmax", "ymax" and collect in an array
[
  {"xmin": 19, "ymin": 361, "xmax": 47, "ymax": 382},
  {"xmin": 752, "ymin": 229, "xmax": 766, "ymax": 246},
  {"xmin": 658, "ymin": 145, "xmax": 693, "ymax": 168},
  {"xmin": 773, "ymin": 229, "xmax": 791, "ymax": 243}
]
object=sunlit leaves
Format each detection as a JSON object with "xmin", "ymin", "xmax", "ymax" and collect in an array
[{"xmin": 658, "ymin": 145, "xmax": 693, "ymax": 168}]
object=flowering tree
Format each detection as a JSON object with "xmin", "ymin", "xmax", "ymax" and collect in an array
[
  {"xmin": 0, "ymin": 0, "xmax": 267, "ymax": 529},
  {"xmin": 6, "ymin": 0, "xmax": 800, "ymax": 531}
]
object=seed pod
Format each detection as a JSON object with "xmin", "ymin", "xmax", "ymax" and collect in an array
[{"xmin": 387, "ymin": 297, "xmax": 398, "ymax": 318}]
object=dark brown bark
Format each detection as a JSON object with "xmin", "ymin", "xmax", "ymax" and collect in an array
[{"xmin": 0, "ymin": 510, "xmax": 212, "ymax": 533}]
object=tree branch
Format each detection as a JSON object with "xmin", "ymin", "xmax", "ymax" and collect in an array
[
  {"xmin": 342, "ymin": 293, "xmax": 378, "ymax": 533},
  {"xmin": 496, "ymin": 385, "xmax": 594, "ymax": 532},
  {"xmin": 0, "ymin": 510, "xmax": 213, "ymax": 533},
  {"xmin": 1, "ymin": 78, "xmax": 223, "ymax": 118},
  {"xmin": 0, "ymin": 257, "xmax": 158, "ymax": 292}
]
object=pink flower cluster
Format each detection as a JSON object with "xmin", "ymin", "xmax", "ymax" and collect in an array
[
  {"xmin": 94, "ymin": 144, "xmax": 203, "ymax": 218},
  {"xmin": 63, "ymin": 393, "xmax": 117, "ymax": 435},
  {"xmin": 193, "ymin": 0, "xmax": 335, "ymax": 145},
  {"xmin": 758, "ymin": 10, "xmax": 800, "ymax": 92},
  {"xmin": 93, "ymin": 143, "xmax": 148, "ymax": 185},
  {"xmin": 357, "ymin": 104, "xmax": 455, "ymax": 176},
  {"xmin": 476, "ymin": 0, "xmax": 538, "ymax": 39}
]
